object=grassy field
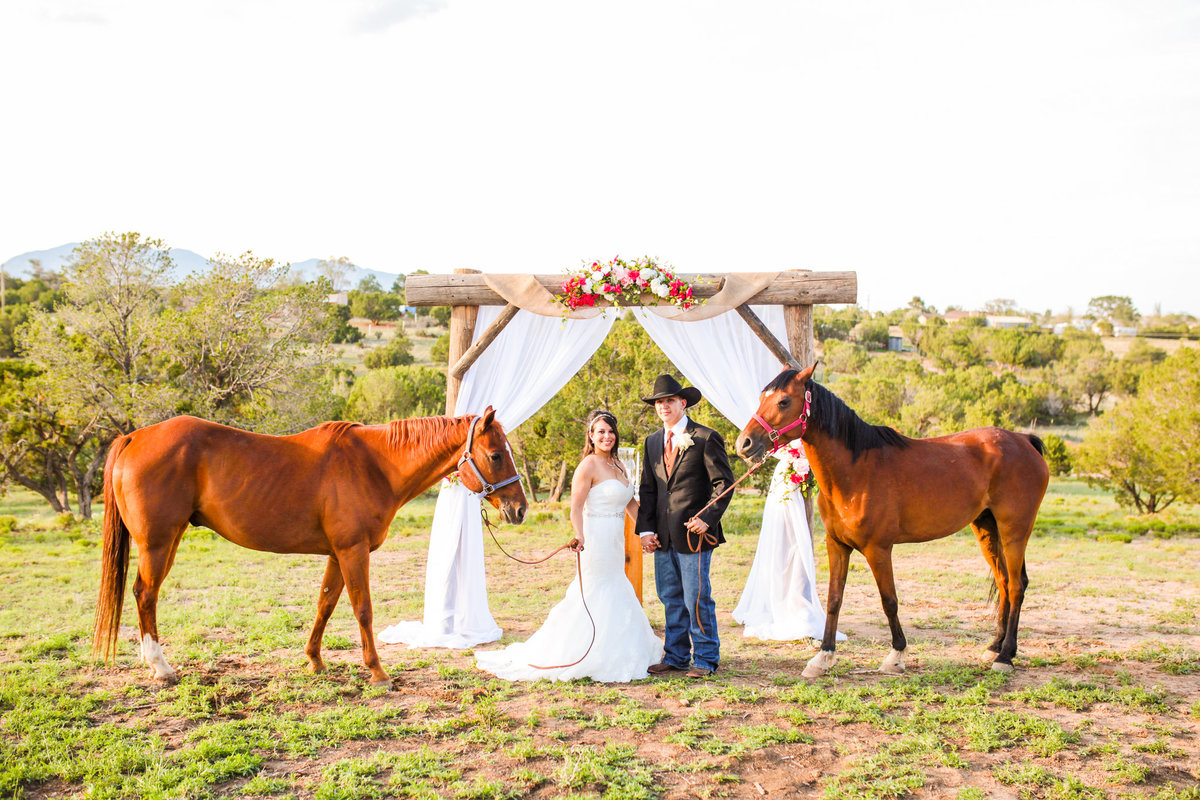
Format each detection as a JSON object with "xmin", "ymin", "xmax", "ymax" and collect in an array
[{"xmin": 1, "ymin": 480, "xmax": 1198, "ymax": 799}]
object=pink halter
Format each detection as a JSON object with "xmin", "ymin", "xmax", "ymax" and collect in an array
[{"xmin": 752, "ymin": 387, "xmax": 812, "ymax": 451}]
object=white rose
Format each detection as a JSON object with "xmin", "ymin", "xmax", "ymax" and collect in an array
[
  {"xmin": 591, "ymin": 270, "xmax": 604, "ymax": 282},
  {"xmin": 642, "ymin": 268, "xmax": 658, "ymax": 281},
  {"xmin": 652, "ymin": 280, "xmax": 669, "ymax": 298},
  {"xmin": 674, "ymin": 432, "xmax": 695, "ymax": 452}
]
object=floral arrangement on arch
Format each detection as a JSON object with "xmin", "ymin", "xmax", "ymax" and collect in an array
[
  {"xmin": 776, "ymin": 443, "xmax": 818, "ymax": 502},
  {"xmin": 557, "ymin": 257, "xmax": 700, "ymax": 312}
]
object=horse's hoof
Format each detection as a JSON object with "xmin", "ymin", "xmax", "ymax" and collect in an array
[
  {"xmin": 879, "ymin": 649, "xmax": 906, "ymax": 674},
  {"xmin": 369, "ymin": 678, "xmax": 394, "ymax": 690},
  {"xmin": 152, "ymin": 670, "xmax": 179, "ymax": 685},
  {"xmin": 308, "ymin": 661, "xmax": 326, "ymax": 674},
  {"xmin": 802, "ymin": 650, "xmax": 836, "ymax": 679},
  {"xmin": 982, "ymin": 649, "xmax": 999, "ymax": 663},
  {"xmin": 990, "ymin": 660, "xmax": 1014, "ymax": 673}
]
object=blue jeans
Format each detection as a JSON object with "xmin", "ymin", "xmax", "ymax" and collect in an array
[{"xmin": 654, "ymin": 547, "xmax": 719, "ymax": 672}]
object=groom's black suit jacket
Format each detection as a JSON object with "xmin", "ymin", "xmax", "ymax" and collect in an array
[{"xmin": 636, "ymin": 421, "xmax": 735, "ymax": 552}]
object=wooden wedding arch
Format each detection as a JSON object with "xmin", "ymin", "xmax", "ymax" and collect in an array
[{"xmin": 405, "ymin": 268, "xmax": 858, "ymax": 600}]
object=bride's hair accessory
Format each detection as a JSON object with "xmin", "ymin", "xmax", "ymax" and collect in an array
[{"xmin": 582, "ymin": 409, "xmax": 622, "ymax": 459}]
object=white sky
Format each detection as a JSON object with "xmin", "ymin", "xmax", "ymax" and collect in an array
[{"xmin": 2, "ymin": 0, "xmax": 1198, "ymax": 316}]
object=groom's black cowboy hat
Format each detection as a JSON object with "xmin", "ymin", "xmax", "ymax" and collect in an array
[{"xmin": 642, "ymin": 374, "xmax": 702, "ymax": 408}]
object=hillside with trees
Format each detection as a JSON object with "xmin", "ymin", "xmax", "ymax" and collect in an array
[{"xmin": 1, "ymin": 240, "xmax": 1197, "ymax": 518}]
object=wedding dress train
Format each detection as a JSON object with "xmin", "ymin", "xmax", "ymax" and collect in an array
[{"xmin": 475, "ymin": 479, "xmax": 662, "ymax": 682}]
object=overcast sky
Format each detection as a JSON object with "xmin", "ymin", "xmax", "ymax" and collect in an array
[{"xmin": 2, "ymin": 0, "xmax": 1197, "ymax": 316}]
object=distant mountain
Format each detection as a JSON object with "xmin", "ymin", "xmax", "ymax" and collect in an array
[{"xmin": 1, "ymin": 244, "xmax": 401, "ymax": 291}]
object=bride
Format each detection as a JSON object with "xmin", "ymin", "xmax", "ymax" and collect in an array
[{"xmin": 475, "ymin": 410, "xmax": 663, "ymax": 681}]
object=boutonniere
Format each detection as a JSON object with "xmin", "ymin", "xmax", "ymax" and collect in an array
[{"xmin": 674, "ymin": 432, "xmax": 695, "ymax": 453}]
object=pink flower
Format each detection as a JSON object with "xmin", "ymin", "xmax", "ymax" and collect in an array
[{"xmin": 789, "ymin": 473, "xmax": 803, "ymax": 484}]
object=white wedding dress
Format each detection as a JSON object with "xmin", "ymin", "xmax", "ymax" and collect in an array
[{"xmin": 474, "ymin": 479, "xmax": 663, "ymax": 682}]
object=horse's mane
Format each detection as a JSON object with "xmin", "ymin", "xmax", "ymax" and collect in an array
[
  {"xmin": 767, "ymin": 369, "xmax": 908, "ymax": 461},
  {"xmin": 381, "ymin": 415, "xmax": 507, "ymax": 458},
  {"xmin": 315, "ymin": 420, "xmax": 363, "ymax": 442}
]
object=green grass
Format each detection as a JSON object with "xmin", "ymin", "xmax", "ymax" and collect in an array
[{"xmin": 1, "ymin": 480, "xmax": 1198, "ymax": 798}]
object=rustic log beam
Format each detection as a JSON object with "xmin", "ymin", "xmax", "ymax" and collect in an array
[
  {"xmin": 406, "ymin": 270, "xmax": 857, "ymax": 307},
  {"xmin": 449, "ymin": 303, "xmax": 520, "ymax": 380},
  {"xmin": 445, "ymin": 269, "xmax": 480, "ymax": 415},
  {"xmin": 784, "ymin": 304, "xmax": 816, "ymax": 370},
  {"xmin": 735, "ymin": 304, "xmax": 802, "ymax": 370}
]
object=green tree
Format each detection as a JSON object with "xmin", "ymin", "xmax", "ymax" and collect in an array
[
  {"xmin": 431, "ymin": 305, "xmax": 451, "ymax": 326},
  {"xmin": 19, "ymin": 232, "xmax": 176, "ymax": 436},
  {"xmin": 357, "ymin": 275, "xmax": 383, "ymax": 293},
  {"xmin": 328, "ymin": 303, "xmax": 363, "ymax": 344},
  {"xmin": 821, "ymin": 339, "xmax": 869, "ymax": 375},
  {"xmin": 349, "ymin": 291, "xmax": 402, "ymax": 327},
  {"xmin": 363, "ymin": 333, "xmax": 416, "ymax": 369},
  {"xmin": 1112, "ymin": 338, "xmax": 1165, "ymax": 396},
  {"xmin": 159, "ymin": 251, "xmax": 336, "ymax": 430},
  {"xmin": 1087, "ymin": 295, "xmax": 1139, "ymax": 326},
  {"xmin": 1076, "ymin": 348, "xmax": 1200, "ymax": 513},
  {"xmin": 1053, "ymin": 332, "xmax": 1115, "ymax": 415},
  {"xmin": 343, "ymin": 366, "xmax": 446, "ymax": 424},
  {"xmin": 316, "ymin": 256, "xmax": 355, "ymax": 292},
  {"xmin": 1040, "ymin": 434, "xmax": 1072, "ymax": 477},
  {"xmin": 0, "ymin": 360, "xmax": 104, "ymax": 516},
  {"xmin": 430, "ymin": 332, "xmax": 450, "ymax": 365}
]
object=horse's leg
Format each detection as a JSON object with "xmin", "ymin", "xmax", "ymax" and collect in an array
[
  {"xmin": 972, "ymin": 512, "xmax": 1009, "ymax": 663},
  {"xmin": 305, "ymin": 555, "xmax": 345, "ymax": 674},
  {"xmin": 335, "ymin": 546, "xmax": 391, "ymax": 688},
  {"xmin": 131, "ymin": 527, "xmax": 185, "ymax": 683},
  {"xmin": 803, "ymin": 536, "xmax": 852, "ymax": 679},
  {"xmin": 992, "ymin": 538, "xmax": 1031, "ymax": 672},
  {"xmin": 861, "ymin": 543, "xmax": 908, "ymax": 674}
]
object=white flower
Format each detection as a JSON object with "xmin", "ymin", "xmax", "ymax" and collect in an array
[
  {"xmin": 642, "ymin": 268, "xmax": 658, "ymax": 281},
  {"xmin": 581, "ymin": 280, "xmax": 594, "ymax": 294},
  {"xmin": 674, "ymin": 432, "xmax": 695, "ymax": 452},
  {"xmin": 651, "ymin": 280, "xmax": 669, "ymax": 298},
  {"xmin": 591, "ymin": 270, "xmax": 604, "ymax": 282}
]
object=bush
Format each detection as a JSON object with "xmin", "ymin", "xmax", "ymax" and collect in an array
[
  {"xmin": 363, "ymin": 333, "xmax": 415, "ymax": 369},
  {"xmin": 1040, "ymin": 434, "xmax": 1072, "ymax": 476},
  {"xmin": 430, "ymin": 333, "xmax": 450, "ymax": 365},
  {"xmin": 0, "ymin": 516, "xmax": 16, "ymax": 533}
]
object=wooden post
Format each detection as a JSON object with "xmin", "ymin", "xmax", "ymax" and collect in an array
[
  {"xmin": 784, "ymin": 304, "xmax": 817, "ymax": 532},
  {"xmin": 624, "ymin": 515, "xmax": 643, "ymax": 604},
  {"xmin": 445, "ymin": 269, "xmax": 481, "ymax": 415}
]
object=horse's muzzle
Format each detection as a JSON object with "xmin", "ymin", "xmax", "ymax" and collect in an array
[
  {"xmin": 499, "ymin": 500, "xmax": 527, "ymax": 525},
  {"xmin": 735, "ymin": 431, "xmax": 767, "ymax": 464}
]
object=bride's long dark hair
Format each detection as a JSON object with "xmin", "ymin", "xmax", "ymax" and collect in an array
[{"xmin": 581, "ymin": 410, "xmax": 624, "ymax": 474}]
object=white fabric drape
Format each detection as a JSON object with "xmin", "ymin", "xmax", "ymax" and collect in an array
[
  {"xmin": 633, "ymin": 305, "xmax": 832, "ymax": 641},
  {"xmin": 731, "ymin": 453, "xmax": 846, "ymax": 642},
  {"xmin": 378, "ymin": 306, "xmax": 618, "ymax": 648},
  {"xmin": 633, "ymin": 306, "xmax": 789, "ymax": 428}
]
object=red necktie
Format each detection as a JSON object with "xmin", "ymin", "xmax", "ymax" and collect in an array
[{"xmin": 664, "ymin": 430, "xmax": 676, "ymax": 475}]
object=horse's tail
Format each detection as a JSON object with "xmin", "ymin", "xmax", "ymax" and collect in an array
[
  {"xmin": 977, "ymin": 509, "xmax": 1006, "ymax": 623},
  {"xmin": 93, "ymin": 435, "xmax": 132, "ymax": 661},
  {"xmin": 1026, "ymin": 434, "xmax": 1045, "ymax": 456}
]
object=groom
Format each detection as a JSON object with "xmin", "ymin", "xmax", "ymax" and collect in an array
[{"xmin": 637, "ymin": 374, "xmax": 735, "ymax": 678}]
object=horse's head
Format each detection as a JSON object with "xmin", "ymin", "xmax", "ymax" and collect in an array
[
  {"xmin": 458, "ymin": 406, "xmax": 528, "ymax": 524},
  {"xmin": 735, "ymin": 363, "xmax": 816, "ymax": 463}
]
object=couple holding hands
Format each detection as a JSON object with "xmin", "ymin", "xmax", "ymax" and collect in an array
[{"xmin": 475, "ymin": 374, "xmax": 734, "ymax": 682}]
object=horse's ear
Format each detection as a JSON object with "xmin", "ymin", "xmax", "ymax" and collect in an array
[
  {"xmin": 796, "ymin": 362, "xmax": 817, "ymax": 383},
  {"xmin": 481, "ymin": 406, "xmax": 496, "ymax": 429}
]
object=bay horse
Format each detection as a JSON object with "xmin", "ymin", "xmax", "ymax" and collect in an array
[
  {"xmin": 736, "ymin": 365, "xmax": 1048, "ymax": 677},
  {"xmin": 93, "ymin": 407, "xmax": 526, "ymax": 688}
]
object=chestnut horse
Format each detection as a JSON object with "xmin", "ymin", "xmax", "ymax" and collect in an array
[
  {"xmin": 93, "ymin": 407, "xmax": 526, "ymax": 688},
  {"xmin": 736, "ymin": 366, "xmax": 1048, "ymax": 677}
]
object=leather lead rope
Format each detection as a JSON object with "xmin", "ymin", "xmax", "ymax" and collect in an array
[
  {"xmin": 481, "ymin": 507, "xmax": 596, "ymax": 670},
  {"xmin": 684, "ymin": 456, "xmax": 772, "ymax": 635}
]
